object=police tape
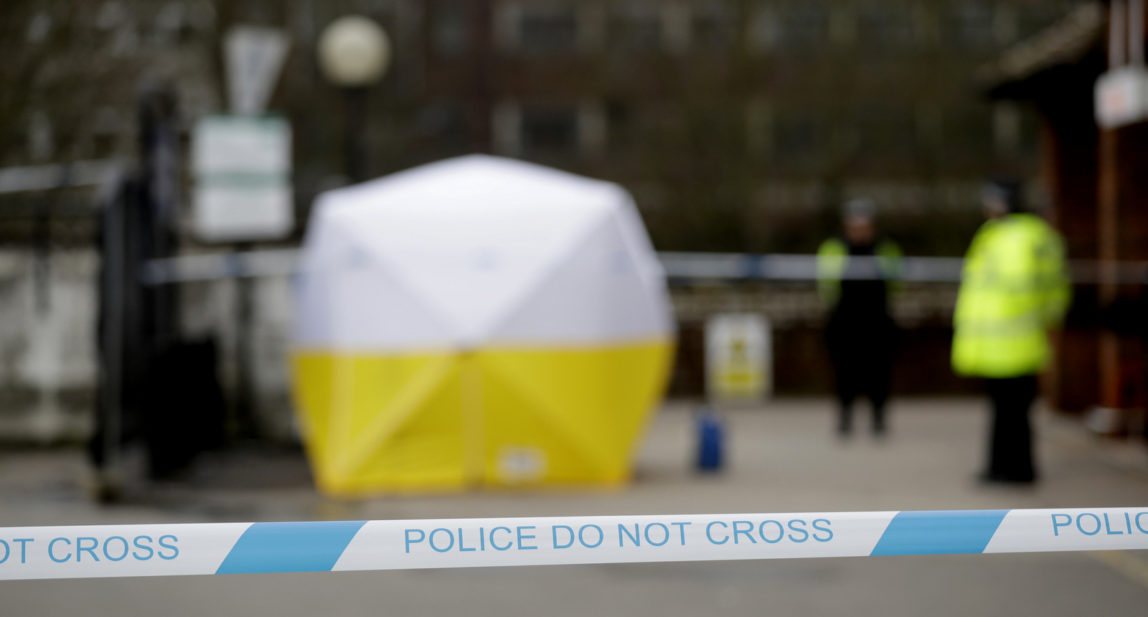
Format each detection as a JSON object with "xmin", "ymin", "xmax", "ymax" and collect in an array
[
  {"xmin": 2, "ymin": 507, "xmax": 1147, "ymax": 580},
  {"xmin": 143, "ymin": 250, "xmax": 1148, "ymax": 285}
]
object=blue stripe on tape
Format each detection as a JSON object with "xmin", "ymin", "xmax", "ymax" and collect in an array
[
  {"xmin": 216, "ymin": 521, "xmax": 366, "ymax": 574},
  {"xmin": 870, "ymin": 510, "xmax": 1008, "ymax": 556}
]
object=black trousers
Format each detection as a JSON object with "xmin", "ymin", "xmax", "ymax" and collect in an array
[
  {"xmin": 984, "ymin": 375, "xmax": 1039, "ymax": 482},
  {"xmin": 826, "ymin": 315, "xmax": 895, "ymax": 435},
  {"xmin": 833, "ymin": 356, "xmax": 891, "ymax": 434}
]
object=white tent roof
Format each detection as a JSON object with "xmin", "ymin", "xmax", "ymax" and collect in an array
[{"xmin": 294, "ymin": 155, "xmax": 672, "ymax": 351}]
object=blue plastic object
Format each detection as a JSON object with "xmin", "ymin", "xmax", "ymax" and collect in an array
[{"xmin": 695, "ymin": 406, "xmax": 725, "ymax": 472}]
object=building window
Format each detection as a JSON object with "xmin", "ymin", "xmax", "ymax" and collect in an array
[
  {"xmin": 608, "ymin": 2, "xmax": 661, "ymax": 53},
  {"xmin": 686, "ymin": 105, "xmax": 742, "ymax": 155},
  {"xmin": 773, "ymin": 110, "xmax": 825, "ymax": 162},
  {"xmin": 745, "ymin": 100, "xmax": 773, "ymax": 155},
  {"xmin": 852, "ymin": 105, "xmax": 918, "ymax": 158},
  {"xmin": 944, "ymin": 105, "xmax": 993, "ymax": 159},
  {"xmin": 606, "ymin": 100, "xmax": 634, "ymax": 149},
  {"xmin": 915, "ymin": 106, "xmax": 943, "ymax": 150},
  {"xmin": 946, "ymin": 2, "xmax": 997, "ymax": 50},
  {"xmin": 690, "ymin": 2, "xmax": 737, "ymax": 50},
  {"xmin": 772, "ymin": 2, "xmax": 830, "ymax": 49},
  {"xmin": 414, "ymin": 101, "xmax": 471, "ymax": 154},
  {"xmin": 745, "ymin": 7, "xmax": 774, "ymax": 52},
  {"xmin": 855, "ymin": 3, "xmax": 914, "ymax": 50},
  {"xmin": 609, "ymin": 102, "xmax": 686, "ymax": 153},
  {"xmin": 518, "ymin": 4, "xmax": 579, "ymax": 54},
  {"xmin": 495, "ymin": 103, "xmax": 605, "ymax": 158},
  {"xmin": 520, "ymin": 105, "xmax": 580, "ymax": 155},
  {"xmin": 431, "ymin": 1, "xmax": 470, "ymax": 57}
]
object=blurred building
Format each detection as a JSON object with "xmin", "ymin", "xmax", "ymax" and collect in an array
[
  {"xmin": 2, "ymin": 0, "xmax": 1079, "ymax": 249},
  {"xmin": 0, "ymin": 0, "xmax": 1084, "ymax": 440}
]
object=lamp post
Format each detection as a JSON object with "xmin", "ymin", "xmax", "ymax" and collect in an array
[{"xmin": 317, "ymin": 16, "xmax": 391, "ymax": 183}]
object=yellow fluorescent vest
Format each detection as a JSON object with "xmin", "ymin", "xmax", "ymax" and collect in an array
[
  {"xmin": 816, "ymin": 237, "xmax": 903, "ymax": 307},
  {"xmin": 952, "ymin": 213, "xmax": 1070, "ymax": 378}
]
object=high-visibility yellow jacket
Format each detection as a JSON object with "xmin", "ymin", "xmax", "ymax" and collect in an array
[
  {"xmin": 952, "ymin": 213, "xmax": 1070, "ymax": 378},
  {"xmin": 816, "ymin": 237, "xmax": 903, "ymax": 308}
]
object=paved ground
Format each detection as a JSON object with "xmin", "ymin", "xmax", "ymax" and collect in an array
[{"xmin": 3, "ymin": 398, "xmax": 1148, "ymax": 616}]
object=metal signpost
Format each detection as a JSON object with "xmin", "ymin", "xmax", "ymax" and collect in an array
[{"xmin": 191, "ymin": 26, "xmax": 292, "ymax": 438}]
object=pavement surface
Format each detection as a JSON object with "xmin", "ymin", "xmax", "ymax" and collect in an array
[{"xmin": 3, "ymin": 397, "xmax": 1148, "ymax": 616}]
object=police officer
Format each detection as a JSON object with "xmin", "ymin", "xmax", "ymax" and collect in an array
[
  {"xmin": 817, "ymin": 199, "xmax": 902, "ymax": 438},
  {"xmin": 952, "ymin": 179, "xmax": 1070, "ymax": 484}
]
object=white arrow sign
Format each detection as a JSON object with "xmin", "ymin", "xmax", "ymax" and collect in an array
[{"xmin": 225, "ymin": 26, "xmax": 290, "ymax": 115}]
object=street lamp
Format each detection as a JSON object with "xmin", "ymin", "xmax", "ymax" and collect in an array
[{"xmin": 317, "ymin": 16, "xmax": 391, "ymax": 182}]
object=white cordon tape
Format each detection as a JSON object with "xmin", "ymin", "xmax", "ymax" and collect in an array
[{"xmin": 2, "ymin": 508, "xmax": 1147, "ymax": 580}]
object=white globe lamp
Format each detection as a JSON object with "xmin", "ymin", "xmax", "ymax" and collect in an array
[{"xmin": 317, "ymin": 16, "xmax": 391, "ymax": 88}]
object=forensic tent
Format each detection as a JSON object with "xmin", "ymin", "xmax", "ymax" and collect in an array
[{"xmin": 291, "ymin": 155, "xmax": 675, "ymax": 495}]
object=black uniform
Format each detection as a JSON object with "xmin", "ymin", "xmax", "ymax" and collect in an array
[{"xmin": 825, "ymin": 240, "xmax": 898, "ymax": 436}]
